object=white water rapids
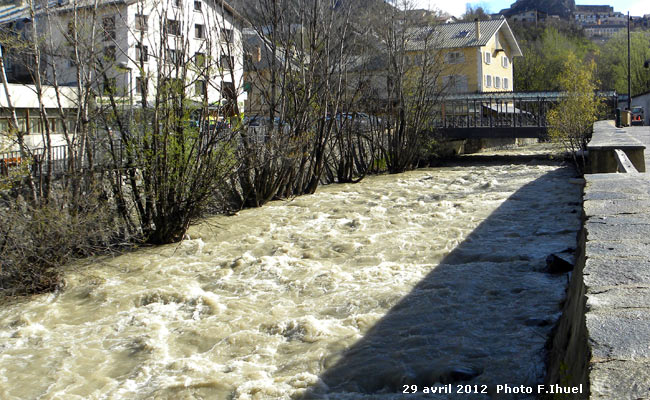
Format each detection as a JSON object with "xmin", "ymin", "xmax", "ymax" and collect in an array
[{"xmin": 0, "ymin": 160, "xmax": 582, "ymax": 399}]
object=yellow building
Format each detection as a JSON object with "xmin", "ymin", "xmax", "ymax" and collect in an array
[{"xmin": 407, "ymin": 17, "xmax": 522, "ymax": 94}]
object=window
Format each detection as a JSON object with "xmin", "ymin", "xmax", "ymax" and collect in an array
[
  {"xmin": 68, "ymin": 49, "xmax": 76, "ymax": 67},
  {"xmin": 220, "ymin": 53, "xmax": 234, "ymax": 69},
  {"xmin": 166, "ymin": 19, "xmax": 181, "ymax": 36},
  {"xmin": 194, "ymin": 52, "xmax": 206, "ymax": 68},
  {"xmin": 484, "ymin": 51, "xmax": 491, "ymax": 64},
  {"xmin": 135, "ymin": 14, "xmax": 148, "ymax": 31},
  {"xmin": 221, "ymin": 28, "xmax": 233, "ymax": 42},
  {"xmin": 135, "ymin": 44, "xmax": 148, "ymax": 63},
  {"xmin": 0, "ymin": 118, "xmax": 9, "ymax": 133},
  {"xmin": 195, "ymin": 80, "xmax": 206, "ymax": 96},
  {"xmin": 136, "ymin": 77, "xmax": 145, "ymax": 94},
  {"xmin": 166, "ymin": 48, "xmax": 181, "ymax": 64},
  {"xmin": 48, "ymin": 118, "xmax": 63, "ymax": 133},
  {"xmin": 445, "ymin": 51, "xmax": 464, "ymax": 64},
  {"xmin": 194, "ymin": 0, "xmax": 201, "ymax": 10},
  {"xmin": 442, "ymin": 74, "xmax": 468, "ymax": 93},
  {"xmin": 504, "ymin": 78, "xmax": 509, "ymax": 90},
  {"xmin": 485, "ymin": 75, "xmax": 492, "ymax": 88},
  {"xmin": 495, "ymin": 77, "xmax": 501, "ymax": 89},
  {"xmin": 103, "ymin": 77, "xmax": 116, "ymax": 95},
  {"xmin": 103, "ymin": 16, "xmax": 115, "ymax": 41},
  {"xmin": 502, "ymin": 56, "xmax": 509, "ymax": 68},
  {"xmin": 195, "ymin": 24, "xmax": 204, "ymax": 39},
  {"xmin": 221, "ymin": 81, "xmax": 236, "ymax": 100},
  {"xmin": 103, "ymin": 45, "xmax": 116, "ymax": 62}
]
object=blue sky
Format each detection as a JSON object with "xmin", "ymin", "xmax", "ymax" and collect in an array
[{"xmin": 410, "ymin": 0, "xmax": 649, "ymax": 17}]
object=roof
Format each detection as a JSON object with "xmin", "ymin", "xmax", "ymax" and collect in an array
[
  {"xmin": 243, "ymin": 28, "xmax": 300, "ymax": 70},
  {"xmin": 0, "ymin": 2, "xmax": 24, "ymax": 25},
  {"xmin": 0, "ymin": 0, "xmax": 57, "ymax": 25},
  {"xmin": 405, "ymin": 18, "xmax": 523, "ymax": 57},
  {"xmin": 0, "ymin": 83, "xmax": 78, "ymax": 108},
  {"xmin": 575, "ymin": 5, "xmax": 613, "ymax": 13}
]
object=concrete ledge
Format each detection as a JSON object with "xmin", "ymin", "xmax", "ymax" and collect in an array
[
  {"xmin": 546, "ymin": 169, "xmax": 650, "ymax": 399},
  {"xmin": 587, "ymin": 121, "xmax": 646, "ymax": 173},
  {"xmin": 580, "ymin": 173, "xmax": 650, "ymax": 399}
]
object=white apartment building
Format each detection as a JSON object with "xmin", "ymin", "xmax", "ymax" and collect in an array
[{"xmin": 4, "ymin": 0, "xmax": 245, "ymax": 112}]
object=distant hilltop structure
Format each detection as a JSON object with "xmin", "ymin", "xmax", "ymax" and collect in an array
[
  {"xmin": 500, "ymin": 0, "xmax": 576, "ymax": 19},
  {"xmin": 497, "ymin": 0, "xmax": 649, "ymax": 40}
]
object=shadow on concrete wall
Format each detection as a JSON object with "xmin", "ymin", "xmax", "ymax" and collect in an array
[{"xmin": 300, "ymin": 163, "xmax": 582, "ymax": 398}]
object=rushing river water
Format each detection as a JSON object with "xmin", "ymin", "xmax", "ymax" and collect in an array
[{"xmin": 0, "ymin": 159, "xmax": 583, "ymax": 400}]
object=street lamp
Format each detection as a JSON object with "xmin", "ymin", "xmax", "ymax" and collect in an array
[{"xmin": 627, "ymin": 12, "xmax": 631, "ymax": 110}]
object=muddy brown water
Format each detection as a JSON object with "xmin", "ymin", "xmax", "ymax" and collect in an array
[{"xmin": 0, "ymin": 161, "xmax": 582, "ymax": 399}]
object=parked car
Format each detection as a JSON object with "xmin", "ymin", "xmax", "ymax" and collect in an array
[{"xmin": 631, "ymin": 106, "xmax": 645, "ymax": 126}]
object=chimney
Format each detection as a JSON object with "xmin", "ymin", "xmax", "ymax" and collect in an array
[
  {"xmin": 256, "ymin": 46, "xmax": 261, "ymax": 62},
  {"xmin": 475, "ymin": 18, "xmax": 481, "ymax": 40}
]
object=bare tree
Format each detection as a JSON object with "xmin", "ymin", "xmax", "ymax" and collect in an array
[
  {"xmin": 232, "ymin": 0, "xmax": 357, "ymax": 206},
  {"xmin": 82, "ymin": 0, "xmax": 245, "ymax": 243},
  {"xmin": 361, "ymin": 0, "xmax": 446, "ymax": 173}
]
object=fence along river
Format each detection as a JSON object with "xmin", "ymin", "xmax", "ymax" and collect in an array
[{"xmin": 0, "ymin": 158, "xmax": 582, "ymax": 399}]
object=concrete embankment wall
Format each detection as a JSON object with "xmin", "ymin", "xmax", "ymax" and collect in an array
[
  {"xmin": 437, "ymin": 138, "xmax": 538, "ymax": 157},
  {"xmin": 545, "ymin": 121, "xmax": 650, "ymax": 399}
]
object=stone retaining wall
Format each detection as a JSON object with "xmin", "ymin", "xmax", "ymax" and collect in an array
[{"xmin": 545, "ymin": 121, "xmax": 650, "ymax": 399}]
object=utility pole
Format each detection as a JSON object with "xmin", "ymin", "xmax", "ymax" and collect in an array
[{"xmin": 627, "ymin": 11, "xmax": 631, "ymax": 110}]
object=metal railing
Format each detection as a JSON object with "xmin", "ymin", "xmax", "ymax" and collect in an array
[
  {"xmin": 433, "ymin": 91, "xmax": 618, "ymax": 133},
  {"xmin": 0, "ymin": 141, "xmax": 125, "ymax": 179},
  {"xmin": 434, "ymin": 97, "xmax": 552, "ymax": 130}
]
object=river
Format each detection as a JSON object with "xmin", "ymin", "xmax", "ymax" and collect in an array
[{"xmin": 0, "ymin": 158, "xmax": 582, "ymax": 399}]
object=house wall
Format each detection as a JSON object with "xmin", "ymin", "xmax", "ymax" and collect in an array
[
  {"xmin": 438, "ymin": 47, "xmax": 479, "ymax": 93},
  {"xmin": 479, "ymin": 29, "xmax": 514, "ymax": 92}
]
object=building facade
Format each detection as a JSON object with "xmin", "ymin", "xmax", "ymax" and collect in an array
[
  {"xmin": 2, "ymin": 0, "xmax": 245, "ymax": 112},
  {"xmin": 509, "ymin": 9, "xmax": 547, "ymax": 23},
  {"xmin": 583, "ymin": 24, "xmax": 626, "ymax": 38},
  {"xmin": 407, "ymin": 18, "xmax": 522, "ymax": 94}
]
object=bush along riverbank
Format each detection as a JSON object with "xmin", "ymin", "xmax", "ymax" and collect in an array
[{"xmin": 0, "ymin": 116, "xmax": 442, "ymax": 297}]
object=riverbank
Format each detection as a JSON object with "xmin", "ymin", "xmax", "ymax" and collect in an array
[{"xmin": 545, "ymin": 122, "xmax": 650, "ymax": 399}]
